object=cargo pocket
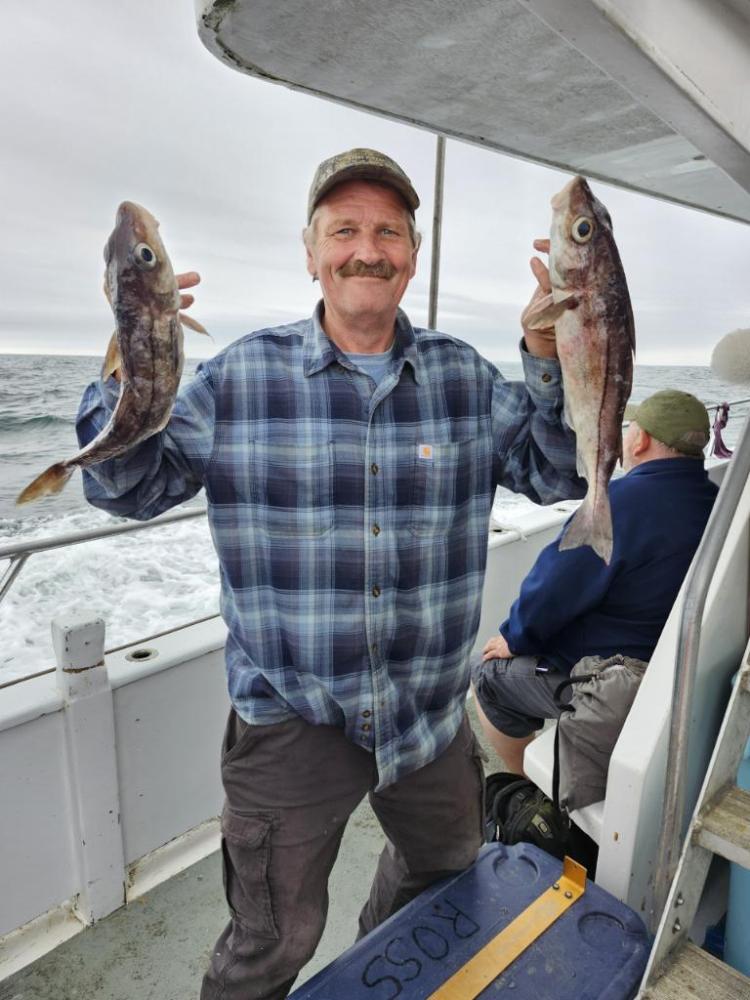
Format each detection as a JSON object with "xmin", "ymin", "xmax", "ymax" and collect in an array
[{"xmin": 221, "ymin": 807, "xmax": 280, "ymax": 940}]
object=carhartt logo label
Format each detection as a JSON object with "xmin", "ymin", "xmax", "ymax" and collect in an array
[{"xmin": 418, "ymin": 444, "xmax": 433, "ymax": 460}]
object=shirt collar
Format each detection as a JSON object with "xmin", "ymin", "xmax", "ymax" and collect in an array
[
  {"xmin": 303, "ymin": 301, "xmax": 422, "ymax": 385},
  {"xmin": 627, "ymin": 457, "xmax": 708, "ymax": 479}
]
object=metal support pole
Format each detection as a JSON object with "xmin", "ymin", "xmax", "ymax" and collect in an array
[
  {"xmin": 428, "ymin": 134, "xmax": 446, "ymax": 331},
  {"xmin": 53, "ymin": 614, "xmax": 125, "ymax": 924},
  {"xmin": 0, "ymin": 553, "xmax": 28, "ymax": 604}
]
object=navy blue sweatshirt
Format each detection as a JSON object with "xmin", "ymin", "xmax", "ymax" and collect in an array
[{"xmin": 500, "ymin": 458, "xmax": 718, "ymax": 672}]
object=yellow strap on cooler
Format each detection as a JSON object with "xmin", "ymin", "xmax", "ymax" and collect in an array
[{"xmin": 428, "ymin": 856, "xmax": 587, "ymax": 1000}]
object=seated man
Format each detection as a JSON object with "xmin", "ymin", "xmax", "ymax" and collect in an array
[{"xmin": 472, "ymin": 389, "xmax": 718, "ymax": 776}]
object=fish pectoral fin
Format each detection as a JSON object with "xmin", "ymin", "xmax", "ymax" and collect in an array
[
  {"xmin": 575, "ymin": 445, "xmax": 587, "ymax": 479},
  {"xmin": 525, "ymin": 292, "xmax": 578, "ymax": 330},
  {"xmin": 101, "ymin": 331, "xmax": 122, "ymax": 381},
  {"xmin": 179, "ymin": 312, "xmax": 212, "ymax": 338},
  {"xmin": 563, "ymin": 394, "xmax": 575, "ymax": 434}
]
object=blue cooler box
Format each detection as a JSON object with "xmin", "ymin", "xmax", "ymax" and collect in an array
[{"xmin": 290, "ymin": 843, "xmax": 650, "ymax": 1000}]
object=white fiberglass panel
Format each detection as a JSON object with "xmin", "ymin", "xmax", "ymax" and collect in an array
[
  {"xmin": 599, "ymin": 462, "xmax": 748, "ymax": 917},
  {"xmin": 0, "ymin": 710, "xmax": 78, "ymax": 937},
  {"xmin": 112, "ymin": 628, "xmax": 229, "ymax": 866}
]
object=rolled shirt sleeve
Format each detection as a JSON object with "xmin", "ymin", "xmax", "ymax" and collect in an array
[{"xmin": 491, "ymin": 341, "xmax": 585, "ymax": 504}]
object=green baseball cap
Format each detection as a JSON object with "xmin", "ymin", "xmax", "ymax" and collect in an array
[
  {"xmin": 307, "ymin": 148, "xmax": 420, "ymax": 222},
  {"xmin": 624, "ymin": 390, "xmax": 710, "ymax": 457}
]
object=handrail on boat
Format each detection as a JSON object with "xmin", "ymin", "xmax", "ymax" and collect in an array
[
  {"xmin": 0, "ymin": 504, "xmax": 207, "ymax": 561},
  {"xmin": 703, "ymin": 395, "xmax": 750, "ymax": 413},
  {"xmin": 650, "ymin": 408, "xmax": 750, "ymax": 930},
  {"xmin": 0, "ymin": 505, "xmax": 208, "ymax": 606}
]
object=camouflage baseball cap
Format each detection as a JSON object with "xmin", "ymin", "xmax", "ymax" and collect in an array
[
  {"xmin": 307, "ymin": 148, "xmax": 420, "ymax": 222},
  {"xmin": 624, "ymin": 390, "xmax": 710, "ymax": 457}
]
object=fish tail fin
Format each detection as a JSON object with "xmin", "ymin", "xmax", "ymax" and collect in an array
[
  {"xmin": 559, "ymin": 488, "xmax": 613, "ymax": 564},
  {"xmin": 16, "ymin": 462, "xmax": 74, "ymax": 505}
]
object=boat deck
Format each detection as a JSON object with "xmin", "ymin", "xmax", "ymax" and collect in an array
[
  {"xmin": 1, "ymin": 802, "xmax": 380, "ymax": 1000},
  {"xmin": 2, "ymin": 707, "xmax": 501, "ymax": 1000}
]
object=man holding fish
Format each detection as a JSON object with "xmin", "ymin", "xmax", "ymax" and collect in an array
[{"xmin": 62, "ymin": 149, "xmax": 626, "ymax": 1000}]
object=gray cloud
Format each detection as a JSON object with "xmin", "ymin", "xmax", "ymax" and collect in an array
[{"xmin": 1, "ymin": 1, "xmax": 749, "ymax": 367}]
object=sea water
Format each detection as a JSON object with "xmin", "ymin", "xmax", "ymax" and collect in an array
[{"xmin": 0, "ymin": 353, "xmax": 746, "ymax": 683}]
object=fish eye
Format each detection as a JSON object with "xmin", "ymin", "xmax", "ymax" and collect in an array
[
  {"xmin": 134, "ymin": 242, "xmax": 157, "ymax": 269},
  {"xmin": 571, "ymin": 217, "xmax": 594, "ymax": 243}
]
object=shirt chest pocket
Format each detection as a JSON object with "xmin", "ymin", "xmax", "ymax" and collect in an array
[
  {"xmin": 409, "ymin": 436, "xmax": 481, "ymax": 536},
  {"xmin": 250, "ymin": 440, "xmax": 334, "ymax": 537}
]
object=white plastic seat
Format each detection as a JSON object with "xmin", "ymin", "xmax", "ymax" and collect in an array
[{"xmin": 523, "ymin": 726, "xmax": 604, "ymax": 843}]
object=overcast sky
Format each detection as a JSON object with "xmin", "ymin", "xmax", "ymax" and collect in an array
[{"xmin": 1, "ymin": 1, "xmax": 749, "ymax": 366}]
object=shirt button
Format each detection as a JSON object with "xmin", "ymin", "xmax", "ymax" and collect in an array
[
  {"xmin": 372, "ymin": 523, "xmax": 380, "ymax": 536},
  {"xmin": 362, "ymin": 723, "xmax": 371, "ymax": 732},
  {"xmin": 541, "ymin": 373, "xmax": 552, "ymax": 383},
  {"xmin": 362, "ymin": 710, "xmax": 372, "ymax": 718},
  {"xmin": 370, "ymin": 463, "xmax": 379, "ymax": 475},
  {"xmin": 371, "ymin": 585, "xmax": 381, "ymax": 598}
]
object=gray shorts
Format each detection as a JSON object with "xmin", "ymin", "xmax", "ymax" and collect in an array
[{"xmin": 470, "ymin": 654, "xmax": 571, "ymax": 738}]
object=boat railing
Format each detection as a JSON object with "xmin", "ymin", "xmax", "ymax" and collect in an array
[
  {"xmin": 0, "ymin": 505, "xmax": 215, "ymax": 691},
  {"xmin": 703, "ymin": 397, "xmax": 750, "ymax": 411},
  {"xmin": 651, "ymin": 403, "xmax": 750, "ymax": 926},
  {"xmin": 0, "ymin": 505, "xmax": 209, "ymax": 608}
]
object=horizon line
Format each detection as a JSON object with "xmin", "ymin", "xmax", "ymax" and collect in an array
[{"xmin": 0, "ymin": 348, "xmax": 713, "ymax": 368}]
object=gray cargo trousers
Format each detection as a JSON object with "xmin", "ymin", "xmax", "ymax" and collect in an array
[{"xmin": 200, "ymin": 709, "xmax": 485, "ymax": 1000}]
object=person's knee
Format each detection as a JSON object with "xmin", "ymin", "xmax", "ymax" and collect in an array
[
  {"xmin": 276, "ymin": 905, "xmax": 327, "ymax": 971},
  {"xmin": 223, "ymin": 901, "xmax": 326, "ymax": 978},
  {"xmin": 471, "ymin": 656, "xmax": 548, "ymax": 739}
]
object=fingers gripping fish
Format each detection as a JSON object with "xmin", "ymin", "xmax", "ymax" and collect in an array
[
  {"xmin": 17, "ymin": 202, "xmax": 208, "ymax": 505},
  {"xmin": 527, "ymin": 176, "xmax": 635, "ymax": 564}
]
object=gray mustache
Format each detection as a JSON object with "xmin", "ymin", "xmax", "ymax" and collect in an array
[{"xmin": 337, "ymin": 260, "xmax": 396, "ymax": 279}]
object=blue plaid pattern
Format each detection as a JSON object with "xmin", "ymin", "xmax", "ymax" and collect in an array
[{"xmin": 77, "ymin": 304, "xmax": 583, "ymax": 788}]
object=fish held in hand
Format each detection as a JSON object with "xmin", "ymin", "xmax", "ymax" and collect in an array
[
  {"xmin": 527, "ymin": 176, "xmax": 635, "ymax": 563},
  {"xmin": 17, "ymin": 202, "xmax": 207, "ymax": 505}
]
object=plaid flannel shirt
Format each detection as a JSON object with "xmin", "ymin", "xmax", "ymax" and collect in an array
[{"xmin": 77, "ymin": 303, "xmax": 583, "ymax": 788}]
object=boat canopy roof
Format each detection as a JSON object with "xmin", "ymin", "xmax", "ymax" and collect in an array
[{"xmin": 196, "ymin": 0, "xmax": 750, "ymax": 225}]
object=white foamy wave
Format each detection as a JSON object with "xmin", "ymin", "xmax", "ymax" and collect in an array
[{"xmin": 0, "ymin": 506, "xmax": 219, "ymax": 682}]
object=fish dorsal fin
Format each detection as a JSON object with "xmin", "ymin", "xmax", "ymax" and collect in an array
[
  {"xmin": 525, "ymin": 291, "xmax": 578, "ymax": 330},
  {"xmin": 179, "ymin": 312, "xmax": 211, "ymax": 338},
  {"xmin": 101, "ymin": 331, "xmax": 122, "ymax": 381}
]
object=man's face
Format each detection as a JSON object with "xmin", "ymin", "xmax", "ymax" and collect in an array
[{"xmin": 305, "ymin": 180, "xmax": 418, "ymax": 326}]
